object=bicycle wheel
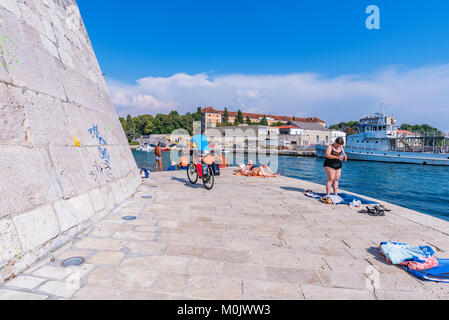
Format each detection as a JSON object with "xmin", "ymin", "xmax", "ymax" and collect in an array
[
  {"xmin": 202, "ymin": 166, "xmax": 214, "ymax": 190},
  {"xmin": 187, "ymin": 163, "xmax": 198, "ymax": 184}
]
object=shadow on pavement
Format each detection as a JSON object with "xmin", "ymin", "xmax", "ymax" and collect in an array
[
  {"xmin": 171, "ymin": 176, "xmax": 203, "ymax": 189},
  {"xmin": 280, "ymin": 186, "xmax": 306, "ymax": 193}
]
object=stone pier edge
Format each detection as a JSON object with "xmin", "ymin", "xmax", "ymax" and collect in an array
[{"xmin": 0, "ymin": 170, "xmax": 142, "ymax": 284}]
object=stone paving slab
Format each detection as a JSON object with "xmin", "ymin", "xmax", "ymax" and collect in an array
[{"xmin": 1, "ymin": 169, "xmax": 449, "ymax": 300}]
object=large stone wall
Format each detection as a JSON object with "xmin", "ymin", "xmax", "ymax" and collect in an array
[{"xmin": 0, "ymin": 0, "xmax": 141, "ymax": 281}]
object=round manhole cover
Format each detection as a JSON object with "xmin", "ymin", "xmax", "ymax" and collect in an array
[
  {"xmin": 61, "ymin": 257, "xmax": 85, "ymax": 267},
  {"xmin": 122, "ymin": 216, "xmax": 137, "ymax": 221}
]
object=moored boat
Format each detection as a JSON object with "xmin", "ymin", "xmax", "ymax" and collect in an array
[{"xmin": 316, "ymin": 112, "xmax": 449, "ymax": 166}]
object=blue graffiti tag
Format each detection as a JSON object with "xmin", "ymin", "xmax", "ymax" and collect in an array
[
  {"xmin": 88, "ymin": 124, "xmax": 111, "ymax": 167},
  {"xmin": 98, "ymin": 136, "xmax": 108, "ymax": 146},
  {"xmin": 98, "ymin": 146, "xmax": 110, "ymax": 165},
  {"xmin": 88, "ymin": 125, "xmax": 100, "ymax": 140}
]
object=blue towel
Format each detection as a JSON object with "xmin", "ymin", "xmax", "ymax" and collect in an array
[
  {"xmin": 316, "ymin": 193, "xmax": 378, "ymax": 205},
  {"xmin": 380, "ymin": 241, "xmax": 435, "ymax": 264},
  {"xmin": 404, "ymin": 259, "xmax": 449, "ymax": 283}
]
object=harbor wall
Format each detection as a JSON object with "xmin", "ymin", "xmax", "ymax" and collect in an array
[{"xmin": 0, "ymin": 0, "xmax": 141, "ymax": 281}]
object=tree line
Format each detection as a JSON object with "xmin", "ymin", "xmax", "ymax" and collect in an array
[
  {"xmin": 119, "ymin": 108, "xmax": 202, "ymax": 142},
  {"xmin": 119, "ymin": 107, "xmax": 287, "ymax": 142},
  {"xmin": 329, "ymin": 121, "xmax": 443, "ymax": 136}
]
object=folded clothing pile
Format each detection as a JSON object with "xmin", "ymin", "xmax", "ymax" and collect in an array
[
  {"xmin": 380, "ymin": 241, "xmax": 438, "ymax": 270},
  {"xmin": 320, "ymin": 195, "xmax": 344, "ymax": 205},
  {"xmin": 380, "ymin": 241, "xmax": 449, "ymax": 283}
]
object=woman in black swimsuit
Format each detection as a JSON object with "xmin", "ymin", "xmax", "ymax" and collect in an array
[{"xmin": 323, "ymin": 137, "xmax": 347, "ymax": 196}]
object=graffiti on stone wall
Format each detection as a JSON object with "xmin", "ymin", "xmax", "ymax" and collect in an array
[
  {"xmin": 0, "ymin": 35, "xmax": 19, "ymax": 71},
  {"xmin": 73, "ymin": 136, "xmax": 81, "ymax": 147},
  {"xmin": 88, "ymin": 125, "xmax": 113, "ymax": 181}
]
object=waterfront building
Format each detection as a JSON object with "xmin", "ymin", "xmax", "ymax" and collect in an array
[{"xmin": 201, "ymin": 107, "xmax": 326, "ymax": 127}]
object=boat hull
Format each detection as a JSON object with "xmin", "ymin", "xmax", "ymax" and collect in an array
[{"xmin": 316, "ymin": 146, "xmax": 449, "ymax": 166}]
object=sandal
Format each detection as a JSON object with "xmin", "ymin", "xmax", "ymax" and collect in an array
[
  {"xmin": 366, "ymin": 206, "xmax": 385, "ymax": 216},
  {"xmin": 376, "ymin": 204, "xmax": 392, "ymax": 212}
]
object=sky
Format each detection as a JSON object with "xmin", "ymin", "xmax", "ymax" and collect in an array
[{"xmin": 77, "ymin": 0, "xmax": 449, "ymax": 130}]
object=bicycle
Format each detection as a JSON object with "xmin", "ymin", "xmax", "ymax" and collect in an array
[{"xmin": 187, "ymin": 158, "xmax": 215, "ymax": 190}]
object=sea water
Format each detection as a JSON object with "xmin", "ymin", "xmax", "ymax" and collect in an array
[{"xmin": 132, "ymin": 150, "xmax": 449, "ymax": 220}]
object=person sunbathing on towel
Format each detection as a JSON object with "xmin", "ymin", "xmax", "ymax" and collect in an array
[
  {"xmin": 251, "ymin": 164, "xmax": 280, "ymax": 177},
  {"xmin": 235, "ymin": 160, "xmax": 254, "ymax": 176},
  {"xmin": 235, "ymin": 161, "xmax": 279, "ymax": 177}
]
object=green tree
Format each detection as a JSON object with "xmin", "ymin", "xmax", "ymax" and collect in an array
[
  {"xmin": 271, "ymin": 121, "xmax": 285, "ymax": 127},
  {"xmin": 133, "ymin": 114, "xmax": 154, "ymax": 136},
  {"xmin": 245, "ymin": 116, "xmax": 252, "ymax": 125},
  {"xmin": 125, "ymin": 114, "xmax": 137, "ymax": 142},
  {"xmin": 234, "ymin": 110, "xmax": 244, "ymax": 125},
  {"xmin": 191, "ymin": 107, "xmax": 202, "ymax": 122},
  {"xmin": 259, "ymin": 115, "xmax": 268, "ymax": 126},
  {"xmin": 223, "ymin": 107, "xmax": 229, "ymax": 123},
  {"xmin": 119, "ymin": 117, "xmax": 126, "ymax": 130}
]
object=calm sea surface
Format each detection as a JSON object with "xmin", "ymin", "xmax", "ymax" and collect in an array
[{"xmin": 132, "ymin": 150, "xmax": 449, "ymax": 220}]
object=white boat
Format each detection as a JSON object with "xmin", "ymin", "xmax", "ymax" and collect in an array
[
  {"xmin": 136, "ymin": 145, "xmax": 154, "ymax": 152},
  {"xmin": 316, "ymin": 112, "xmax": 449, "ymax": 166}
]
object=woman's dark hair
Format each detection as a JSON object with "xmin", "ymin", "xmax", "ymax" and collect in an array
[{"xmin": 335, "ymin": 137, "xmax": 345, "ymax": 145}]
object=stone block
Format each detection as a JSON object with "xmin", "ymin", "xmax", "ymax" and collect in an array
[
  {"xmin": 111, "ymin": 180, "xmax": 127, "ymax": 205},
  {"xmin": 121, "ymin": 256, "xmax": 189, "ymax": 274},
  {"xmin": 12, "ymin": 205, "xmax": 60, "ymax": 252},
  {"xmin": 23, "ymin": 90, "xmax": 73, "ymax": 146},
  {"xmin": 0, "ymin": 218, "xmax": 21, "ymax": 265},
  {"xmin": 0, "ymin": 289, "xmax": 47, "ymax": 300},
  {"xmin": 63, "ymin": 102, "xmax": 125, "ymax": 147},
  {"xmin": 53, "ymin": 192, "xmax": 95, "ymax": 232},
  {"xmin": 87, "ymin": 266, "xmax": 159, "ymax": 290},
  {"xmin": 48, "ymin": 146, "xmax": 92, "ymax": 198},
  {"xmin": 100, "ymin": 184, "xmax": 116, "ymax": 212},
  {"xmin": 8, "ymin": 27, "xmax": 66, "ymax": 99},
  {"xmin": 38, "ymin": 280, "xmax": 78, "ymax": 298},
  {"xmin": 89, "ymin": 188, "xmax": 105, "ymax": 212},
  {"xmin": 5, "ymin": 275, "xmax": 46, "ymax": 290},
  {"xmin": 0, "ymin": 83, "xmax": 27, "ymax": 145}
]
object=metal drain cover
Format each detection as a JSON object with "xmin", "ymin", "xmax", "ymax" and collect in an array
[
  {"xmin": 142, "ymin": 196, "xmax": 152, "ymax": 199},
  {"xmin": 62, "ymin": 257, "xmax": 85, "ymax": 267},
  {"xmin": 122, "ymin": 216, "xmax": 137, "ymax": 221}
]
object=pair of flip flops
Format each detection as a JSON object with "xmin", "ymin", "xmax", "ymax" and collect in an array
[
  {"xmin": 366, "ymin": 206, "xmax": 385, "ymax": 216},
  {"xmin": 304, "ymin": 190, "xmax": 320, "ymax": 199},
  {"xmin": 361, "ymin": 204, "xmax": 391, "ymax": 216}
]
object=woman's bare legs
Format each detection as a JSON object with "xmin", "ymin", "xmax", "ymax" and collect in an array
[
  {"xmin": 324, "ymin": 167, "xmax": 336, "ymax": 196},
  {"xmin": 333, "ymin": 169, "xmax": 341, "ymax": 195}
]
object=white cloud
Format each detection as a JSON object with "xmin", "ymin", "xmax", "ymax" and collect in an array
[{"xmin": 107, "ymin": 64, "xmax": 449, "ymax": 130}]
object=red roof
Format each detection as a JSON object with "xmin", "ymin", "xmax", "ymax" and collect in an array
[
  {"xmin": 201, "ymin": 107, "xmax": 325, "ymax": 124},
  {"xmin": 397, "ymin": 130, "xmax": 414, "ymax": 135},
  {"xmin": 202, "ymin": 107, "xmax": 222, "ymax": 114}
]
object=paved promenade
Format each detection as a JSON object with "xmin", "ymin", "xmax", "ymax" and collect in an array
[{"xmin": 1, "ymin": 169, "xmax": 449, "ymax": 300}]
